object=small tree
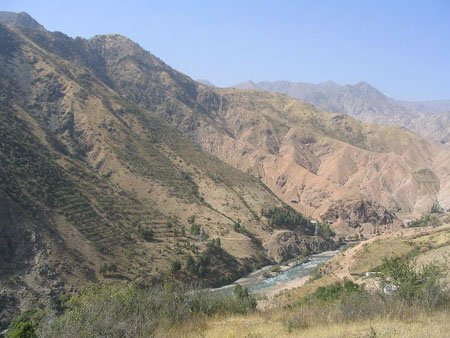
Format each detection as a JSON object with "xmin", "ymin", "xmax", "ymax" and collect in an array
[
  {"xmin": 380, "ymin": 256, "xmax": 445, "ymax": 307},
  {"xmin": 185, "ymin": 255, "xmax": 196, "ymax": 274},
  {"xmin": 139, "ymin": 226, "xmax": 154, "ymax": 241},
  {"xmin": 171, "ymin": 260, "xmax": 181, "ymax": 274},
  {"xmin": 190, "ymin": 223, "xmax": 201, "ymax": 236}
]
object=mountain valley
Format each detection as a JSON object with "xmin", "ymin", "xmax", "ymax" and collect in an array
[{"xmin": 0, "ymin": 11, "xmax": 449, "ymax": 335}]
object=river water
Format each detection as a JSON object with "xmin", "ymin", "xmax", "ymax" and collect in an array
[{"xmin": 208, "ymin": 250, "xmax": 339, "ymax": 297}]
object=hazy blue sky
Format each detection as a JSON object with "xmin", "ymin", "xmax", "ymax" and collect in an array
[{"xmin": 2, "ymin": 0, "xmax": 450, "ymax": 100}]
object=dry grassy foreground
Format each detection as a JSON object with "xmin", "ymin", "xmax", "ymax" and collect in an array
[
  {"xmin": 170, "ymin": 223, "xmax": 450, "ymax": 338},
  {"xmin": 176, "ymin": 311, "xmax": 449, "ymax": 338}
]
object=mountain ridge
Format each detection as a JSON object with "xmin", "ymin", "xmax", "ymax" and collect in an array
[{"xmin": 233, "ymin": 80, "xmax": 450, "ymax": 146}]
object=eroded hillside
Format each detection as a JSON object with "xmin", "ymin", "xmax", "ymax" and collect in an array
[
  {"xmin": 66, "ymin": 31, "xmax": 450, "ymax": 231},
  {"xmin": 0, "ymin": 13, "xmax": 336, "ymax": 323}
]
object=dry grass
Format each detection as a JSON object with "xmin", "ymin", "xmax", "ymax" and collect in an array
[
  {"xmin": 176, "ymin": 310, "xmax": 450, "ymax": 338},
  {"xmin": 350, "ymin": 238, "xmax": 413, "ymax": 274}
]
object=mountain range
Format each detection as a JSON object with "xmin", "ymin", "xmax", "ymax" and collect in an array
[
  {"xmin": 234, "ymin": 80, "xmax": 450, "ymax": 147},
  {"xmin": 1, "ymin": 11, "xmax": 449, "ymax": 325}
]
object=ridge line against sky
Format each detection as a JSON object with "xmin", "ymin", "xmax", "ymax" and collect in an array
[{"xmin": 2, "ymin": 0, "xmax": 450, "ymax": 101}]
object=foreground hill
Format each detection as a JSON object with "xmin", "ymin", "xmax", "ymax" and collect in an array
[{"xmin": 235, "ymin": 80, "xmax": 450, "ymax": 147}]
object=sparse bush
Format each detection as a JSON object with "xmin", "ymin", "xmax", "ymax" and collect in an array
[
  {"xmin": 271, "ymin": 265, "xmax": 281, "ymax": 273},
  {"xmin": 285, "ymin": 259, "xmax": 449, "ymax": 331},
  {"xmin": 38, "ymin": 282, "xmax": 257, "ymax": 337},
  {"xmin": 185, "ymin": 255, "xmax": 196, "ymax": 274},
  {"xmin": 190, "ymin": 223, "xmax": 201, "ymax": 236},
  {"xmin": 409, "ymin": 214, "xmax": 440, "ymax": 228},
  {"xmin": 430, "ymin": 202, "xmax": 443, "ymax": 213},
  {"xmin": 197, "ymin": 253, "xmax": 209, "ymax": 276},
  {"xmin": 379, "ymin": 256, "xmax": 446, "ymax": 307},
  {"xmin": 187, "ymin": 215, "xmax": 196, "ymax": 224},
  {"xmin": 99, "ymin": 262, "xmax": 118, "ymax": 275},
  {"xmin": 138, "ymin": 226, "xmax": 154, "ymax": 241}
]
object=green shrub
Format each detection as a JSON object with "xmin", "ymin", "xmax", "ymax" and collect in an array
[
  {"xmin": 286, "ymin": 270, "xmax": 449, "ymax": 331},
  {"xmin": 318, "ymin": 223, "xmax": 335, "ymax": 239},
  {"xmin": 6, "ymin": 309, "xmax": 44, "ymax": 338},
  {"xmin": 185, "ymin": 255, "xmax": 196, "ymax": 274},
  {"xmin": 190, "ymin": 223, "xmax": 201, "ymax": 236},
  {"xmin": 206, "ymin": 238, "xmax": 221, "ymax": 253},
  {"xmin": 6, "ymin": 321, "xmax": 36, "ymax": 338},
  {"xmin": 190, "ymin": 285, "xmax": 256, "ymax": 315},
  {"xmin": 409, "ymin": 214, "xmax": 440, "ymax": 228},
  {"xmin": 379, "ymin": 256, "xmax": 445, "ymax": 307},
  {"xmin": 138, "ymin": 226, "xmax": 154, "ymax": 241},
  {"xmin": 171, "ymin": 260, "xmax": 182, "ymax": 274},
  {"xmin": 313, "ymin": 280, "xmax": 362, "ymax": 302}
]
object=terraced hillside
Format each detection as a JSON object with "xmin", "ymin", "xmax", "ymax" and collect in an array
[
  {"xmin": 62, "ymin": 26, "xmax": 450, "ymax": 231},
  {"xmin": 0, "ymin": 13, "xmax": 337, "ymax": 324}
]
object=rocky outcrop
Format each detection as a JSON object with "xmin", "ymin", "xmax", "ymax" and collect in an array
[
  {"xmin": 267, "ymin": 231, "xmax": 337, "ymax": 262},
  {"xmin": 322, "ymin": 200, "xmax": 395, "ymax": 228}
]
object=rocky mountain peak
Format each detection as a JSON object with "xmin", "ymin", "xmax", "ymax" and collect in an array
[{"xmin": 0, "ymin": 11, "xmax": 44, "ymax": 30}]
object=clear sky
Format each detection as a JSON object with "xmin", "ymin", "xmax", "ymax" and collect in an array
[{"xmin": 2, "ymin": 0, "xmax": 450, "ymax": 100}]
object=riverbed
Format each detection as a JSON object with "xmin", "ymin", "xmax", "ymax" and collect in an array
[{"xmin": 208, "ymin": 250, "xmax": 339, "ymax": 298}]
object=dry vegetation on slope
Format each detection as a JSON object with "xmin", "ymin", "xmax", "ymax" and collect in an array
[
  {"xmin": 0, "ymin": 15, "xmax": 335, "ymax": 326},
  {"xmin": 235, "ymin": 80, "xmax": 450, "ymax": 148},
  {"xmin": 69, "ymin": 28, "xmax": 450, "ymax": 234},
  {"xmin": 197, "ymin": 89, "xmax": 450, "ymax": 227}
]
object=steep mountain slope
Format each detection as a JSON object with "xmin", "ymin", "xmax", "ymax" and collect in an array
[
  {"xmin": 234, "ymin": 80, "xmax": 450, "ymax": 147},
  {"xmin": 0, "ymin": 13, "xmax": 337, "ymax": 324},
  {"xmin": 81, "ymin": 37, "xmax": 450, "ymax": 227}
]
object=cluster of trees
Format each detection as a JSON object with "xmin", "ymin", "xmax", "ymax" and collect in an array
[
  {"xmin": 184, "ymin": 253, "xmax": 209, "ymax": 276},
  {"xmin": 409, "ymin": 213, "xmax": 440, "ymax": 228},
  {"xmin": 261, "ymin": 206, "xmax": 309, "ymax": 229}
]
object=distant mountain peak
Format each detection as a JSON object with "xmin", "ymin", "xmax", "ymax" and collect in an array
[
  {"xmin": 197, "ymin": 79, "xmax": 215, "ymax": 87},
  {"xmin": 320, "ymin": 80, "xmax": 338, "ymax": 86},
  {"xmin": 0, "ymin": 11, "xmax": 44, "ymax": 30},
  {"xmin": 354, "ymin": 81, "xmax": 376, "ymax": 90}
]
